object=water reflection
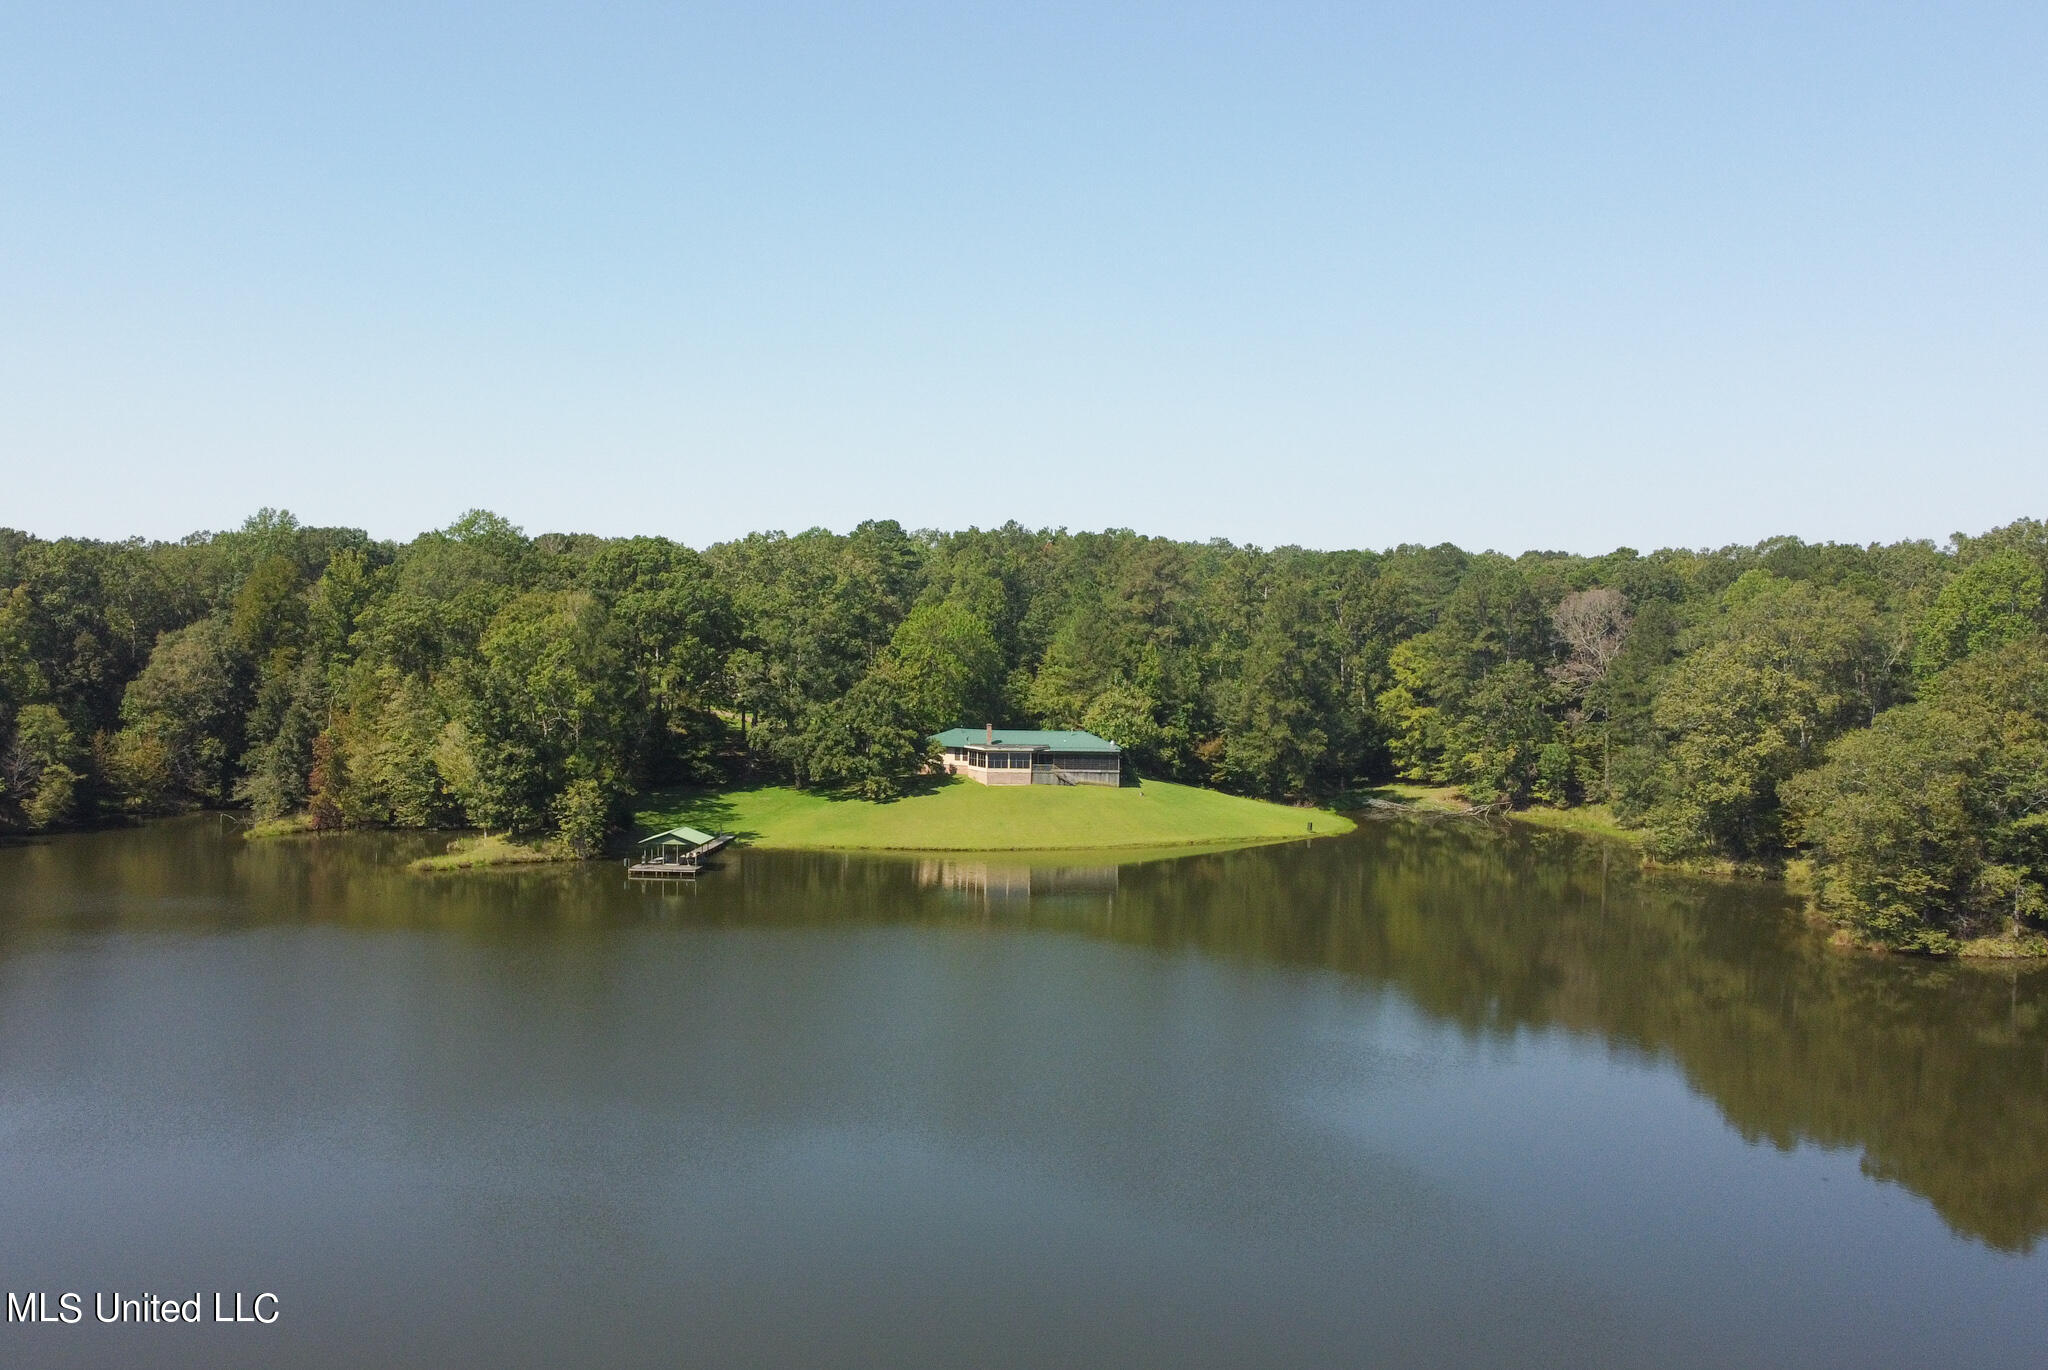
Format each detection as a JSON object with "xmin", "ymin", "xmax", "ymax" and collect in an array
[
  {"xmin": 2, "ymin": 815, "xmax": 2044, "ymax": 1253},
  {"xmin": 914, "ymin": 858, "xmax": 1120, "ymax": 906}
]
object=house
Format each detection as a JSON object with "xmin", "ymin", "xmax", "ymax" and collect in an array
[{"xmin": 931, "ymin": 726, "xmax": 1122, "ymax": 787}]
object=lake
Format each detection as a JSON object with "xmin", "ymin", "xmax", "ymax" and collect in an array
[{"xmin": 2, "ymin": 816, "xmax": 2043, "ymax": 1368}]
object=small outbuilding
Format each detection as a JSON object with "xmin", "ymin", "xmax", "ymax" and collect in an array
[
  {"xmin": 630, "ymin": 825, "xmax": 733, "ymax": 877},
  {"xmin": 931, "ymin": 726, "xmax": 1122, "ymax": 787}
]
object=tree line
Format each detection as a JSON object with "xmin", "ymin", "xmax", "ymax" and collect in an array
[{"xmin": 2, "ymin": 510, "xmax": 2044, "ymax": 951}]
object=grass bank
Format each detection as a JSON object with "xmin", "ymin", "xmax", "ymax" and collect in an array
[
  {"xmin": 1341, "ymin": 783, "xmax": 1476, "ymax": 815},
  {"xmin": 1356, "ymin": 786, "xmax": 1668, "ymax": 854},
  {"xmin": 1956, "ymin": 932, "xmax": 2048, "ymax": 959},
  {"xmin": 409, "ymin": 832, "xmax": 575, "ymax": 872},
  {"xmin": 244, "ymin": 813, "xmax": 323, "ymax": 839},
  {"xmin": 1508, "ymin": 802, "xmax": 1649, "ymax": 846},
  {"xmin": 635, "ymin": 777, "xmax": 1352, "ymax": 852}
]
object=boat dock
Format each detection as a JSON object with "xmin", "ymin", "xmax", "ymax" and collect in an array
[{"xmin": 627, "ymin": 827, "xmax": 735, "ymax": 878}]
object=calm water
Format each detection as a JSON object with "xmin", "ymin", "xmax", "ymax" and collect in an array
[{"xmin": 2, "ymin": 817, "xmax": 2044, "ymax": 1369}]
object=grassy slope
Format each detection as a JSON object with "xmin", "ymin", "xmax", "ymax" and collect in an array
[{"xmin": 636, "ymin": 777, "xmax": 1353, "ymax": 852}]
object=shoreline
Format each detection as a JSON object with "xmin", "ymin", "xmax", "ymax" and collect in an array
[
  {"xmin": 228, "ymin": 798, "xmax": 2048, "ymax": 960},
  {"xmin": 728, "ymin": 830, "xmax": 1339, "ymax": 855}
]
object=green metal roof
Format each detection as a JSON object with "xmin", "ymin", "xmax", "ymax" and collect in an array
[
  {"xmin": 930, "ymin": 728, "xmax": 1121, "ymax": 754},
  {"xmin": 640, "ymin": 825, "xmax": 715, "ymax": 847}
]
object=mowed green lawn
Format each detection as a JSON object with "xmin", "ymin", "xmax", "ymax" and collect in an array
[{"xmin": 636, "ymin": 777, "xmax": 1353, "ymax": 852}]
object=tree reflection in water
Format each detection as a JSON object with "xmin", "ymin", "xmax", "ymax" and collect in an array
[{"xmin": 3, "ymin": 814, "xmax": 2042, "ymax": 1252}]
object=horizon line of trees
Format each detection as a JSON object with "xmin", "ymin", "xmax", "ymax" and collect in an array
[{"xmin": 3, "ymin": 510, "xmax": 2045, "ymax": 952}]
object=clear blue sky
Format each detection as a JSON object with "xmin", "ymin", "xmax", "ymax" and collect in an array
[{"xmin": 2, "ymin": 2, "xmax": 2042, "ymax": 552}]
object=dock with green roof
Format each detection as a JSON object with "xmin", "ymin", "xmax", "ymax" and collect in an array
[{"xmin": 628, "ymin": 825, "xmax": 733, "ymax": 877}]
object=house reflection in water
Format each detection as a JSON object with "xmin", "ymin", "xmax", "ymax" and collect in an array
[{"xmin": 913, "ymin": 859, "xmax": 1120, "ymax": 908}]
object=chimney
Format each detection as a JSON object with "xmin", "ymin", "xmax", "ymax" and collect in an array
[{"xmin": 986, "ymin": 722, "xmax": 993, "ymax": 744}]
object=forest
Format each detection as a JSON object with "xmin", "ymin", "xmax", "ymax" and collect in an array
[{"xmin": 1, "ymin": 510, "xmax": 2044, "ymax": 953}]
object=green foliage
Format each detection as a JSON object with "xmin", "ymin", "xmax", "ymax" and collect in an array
[
  {"xmin": 4, "ymin": 703, "xmax": 83, "ymax": 828},
  {"xmin": 236, "ymin": 653, "xmax": 325, "ymax": 820},
  {"xmin": 1081, "ymin": 685, "xmax": 1169, "ymax": 773},
  {"xmin": 229, "ymin": 554, "xmax": 305, "ymax": 660},
  {"xmin": 97, "ymin": 727, "xmax": 175, "ymax": 814},
  {"xmin": 1449, "ymin": 660, "xmax": 1561, "ymax": 807},
  {"xmin": 1912, "ymin": 546, "xmax": 2045, "ymax": 679},
  {"xmin": 1376, "ymin": 559, "xmax": 1560, "ymax": 805},
  {"xmin": 24, "ymin": 762, "xmax": 80, "ymax": 829},
  {"xmin": 117, "ymin": 617, "xmax": 242, "ymax": 805},
  {"xmin": 305, "ymin": 546, "xmax": 375, "ymax": 666},
  {"xmin": 883, "ymin": 601, "xmax": 1004, "ymax": 733},
  {"xmin": 0, "ymin": 585, "xmax": 44, "ymax": 741},
  {"xmin": 1785, "ymin": 639, "xmax": 2048, "ymax": 950},
  {"xmin": 339, "ymin": 673, "xmax": 451, "ymax": 827},
  {"xmin": 1, "ymin": 536, "xmax": 193, "ymax": 741},
  {"xmin": 1212, "ymin": 566, "xmax": 1342, "ymax": 798},
  {"xmin": 791, "ymin": 671, "xmax": 932, "ymax": 800},
  {"xmin": 713, "ymin": 522, "xmax": 920, "ymax": 746},
  {"xmin": 306, "ymin": 730, "xmax": 345, "ymax": 830},
  {"xmin": 1629, "ymin": 574, "xmax": 1883, "ymax": 858},
  {"xmin": 4, "ymin": 508, "xmax": 2045, "ymax": 902},
  {"xmin": 551, "ymin": 778, "xmax": 613, "ymax": 856},
  {"xmin": 584, "ymin": 536, "xmax": 734, "ymax": 784}
]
